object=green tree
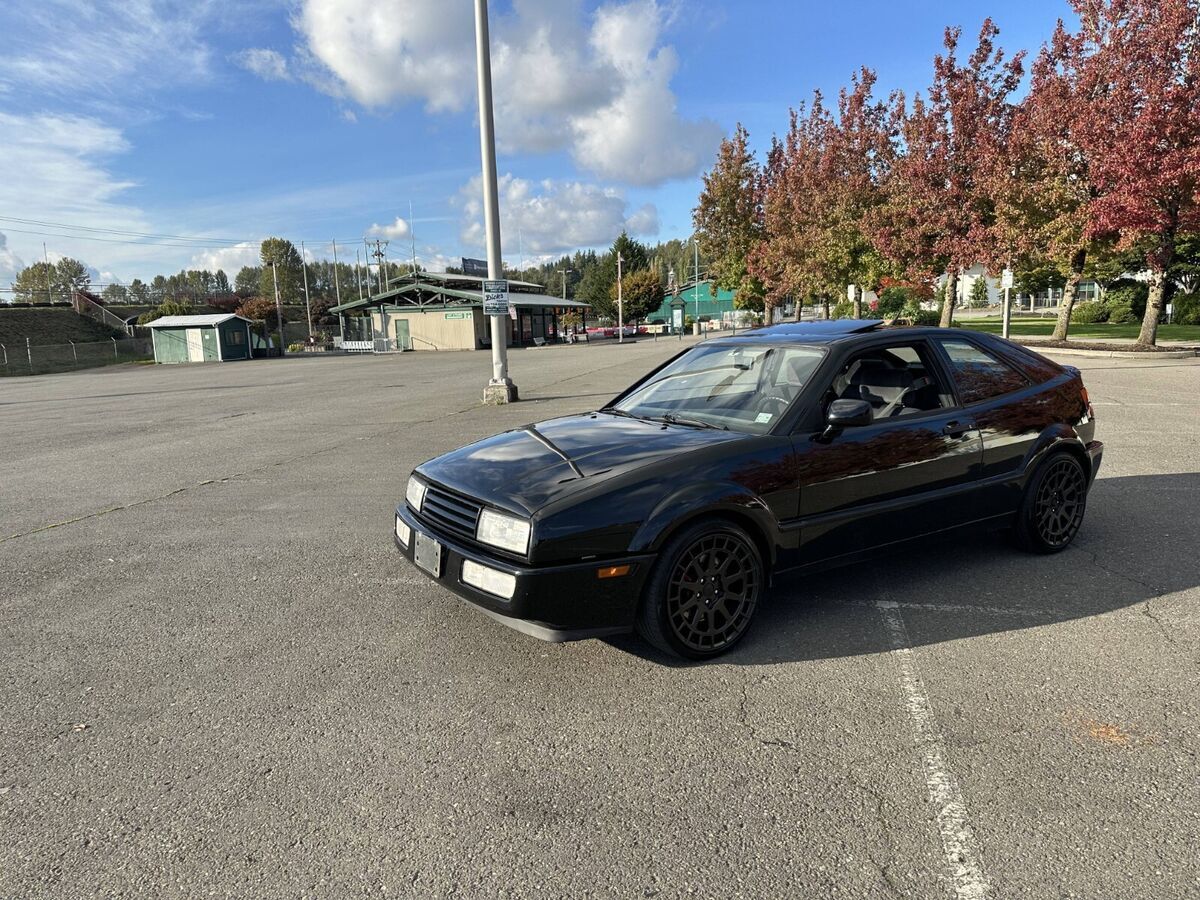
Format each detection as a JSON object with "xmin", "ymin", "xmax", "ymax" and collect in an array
[
  {"xmin": 609, "ymin": 268, "xmax": 665, "ymax": 323},
  {"xmin": 694, "ymin": 123, "xmax": 765, "ymax": 308},
  {"xmin": 11, "ymin": 262, "xmax": 59, "ymax": 303},
  {"xmin": 137, "ymin": 298, "xmax": 194, "ymax": 325},
  {"xmin": 234, "ymin": 266, "xmax": 262, "ymax": 297},
  {"xmin": 259, "ymin": 238, "xmax": 303, "ymax": 302},
  {"xmin": 128, "ymin": 278, "xmax": 150, "ymax": 304},
  {"xmin": 56, "ymin": 258, "xmax": 91, "ymax": 296},
  {"xmin": 214, "ymin": 269, "xmax": 231, "ymax": 295},
  {"xmin": 101, "ymin": 283, "xmax": 129, "ymax": 304},
  {"xmin": 968, "ymin": 275, "xmax": 990, "ymax": 308}
]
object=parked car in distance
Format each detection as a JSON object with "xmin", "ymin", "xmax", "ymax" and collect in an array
[{"xmin": 394, "ymin": 321, "xmax": 1102, "ymax": 659}]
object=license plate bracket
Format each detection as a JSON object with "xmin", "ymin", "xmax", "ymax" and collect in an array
[{"xmin": 414, "ymin": 530, "xmax": 443, "ymax": 577}]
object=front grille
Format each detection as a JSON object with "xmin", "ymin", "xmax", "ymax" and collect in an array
[{"xmin": 417, "ymin": 483, "xmax": 483, "ymax": 544}]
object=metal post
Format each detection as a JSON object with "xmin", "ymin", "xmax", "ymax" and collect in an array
[
  {"xmin": 1002, "ymin": 285, "xmax": 1012, "ymax": 340},
  {"xmin": 70, "ymin": 340, "xmax": 78, "ymax": 367},
  {"xmin": 693, "ymin": 238, "xmax": 700, "ymax": 331},
  {"xmin": 332, "ymin": 239, "xmax": 343, "ymax": 307},
  {"xmin": 112, "ymin": 337, "xmax": 119, "ymax": 361},
  {"xmin": 301, "ymin": 240, "xmax": 313, "ymax": 341},
  {"xmin": 475, "ymin": 0, "xmax": 516, "ymax": 403},
  {"xmin": 270, "ymin": 260, "xmax": 286, "ymax": 355},
  {"xmin": 27, "ymin": 337, "xmax": 33, "ymax": 374},
  {"xmin": 617, "ymin": 253, "xmax": 624, "ymax": 343}
]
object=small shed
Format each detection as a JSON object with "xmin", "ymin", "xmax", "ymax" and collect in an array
[{"xmin": 144, "ymin": 314, "xmax": 255, "ymax": 364}]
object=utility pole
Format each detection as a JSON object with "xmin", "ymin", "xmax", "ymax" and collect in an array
[
  {"xmin": 370, "ymin": 240, "xmax": 389, "ymax": 294},
  {"xmin": 269, "ymin": 259, "xmax": 286, "ymax": 355},
  {"xmin": 363, "ymin": 240, "xmax": 373, "ymax": 298},
  {"xmin": 332, "ymin": 239, "xmax": 343, "ymax": 308},
  {"xmin": 692, "ymin": 237, "xmax": 701, "ymax": 328},
  {"xmin": 474, "ymin": 0, "xmax": 516, "ymax": 403},
  {"xmin": 617, "ymin": 252, "xmax": 625, "ymax": 344},
  {"xmin": 356, "ymin": 249, "xmax": 364, "ymax": 301},
  {"xmin": 43, "ymin": 243, "xmax": 53, "ymax": 304},
  {"xmin": 559, "ymin": 268, "xmax": 572, "ymax": 300},
  {"xmin": 408, "ymin": 201, "xmax": 418, "ymax": 274},
  {"xmin": 301, "ymin": 240, "xmax": 313, "ymax": 340}
]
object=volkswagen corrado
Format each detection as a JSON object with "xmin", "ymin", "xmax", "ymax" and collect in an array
[{"xmin": 393, "ymin": 321, "xmax": 1102, "ymax": 659}]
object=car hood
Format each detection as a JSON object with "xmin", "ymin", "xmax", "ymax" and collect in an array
[{"xmin": 416, "ymin": 412, "xmax": 747, "ymax": 515}]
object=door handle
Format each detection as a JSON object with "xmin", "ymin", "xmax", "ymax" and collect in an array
[{"xmin": 943, "ymin": 421, "xmax": 971, "ymax": 438}]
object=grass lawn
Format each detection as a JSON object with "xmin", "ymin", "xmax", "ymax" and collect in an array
[
  {"xmin": 959, "ymin": 316, "xmax": 1200, "ymax": 342},
  {"xmin": 0, "ymin": 307, "xmax": 123, "ymax": 346}
]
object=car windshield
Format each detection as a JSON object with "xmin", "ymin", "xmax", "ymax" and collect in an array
[{"xmin": 608, "ymin": 343, "xmax": 825, "ymax": 434}]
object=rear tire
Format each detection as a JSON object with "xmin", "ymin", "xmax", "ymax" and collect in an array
[
  {"xmin": 1012, "ymin": 450, "xmax": 1088, "ymax": 553},
  {"xmin": 636, "ymin": 519, "xmax": 764, "ymax": 660}
]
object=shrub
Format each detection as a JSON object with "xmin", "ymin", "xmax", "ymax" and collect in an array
[
  {"xmin": 1105, "ymin": 302, "xmax": 1136, "ymax": 324},
  {"xmin": 901, "ymin": 302, "xmax": 939, "ymax": 326},
  {"xmin": 1071, "ymin": 301, "xmax": 1108, "ymax": 324},
  {"xmin": 287, "ymin": 342, "xmax": 306, "ymax": 353},
  {"xmin": 832, "ymin": 299, "xmax": 854, "ymax": 319},
  {"xmin": 137, "ymin": 298, "xmax": 194, "ymax": 325},
  {"xmin": 1171, "ymin": 292, "xmax": 1200, "ymax": 325},
  {"xmin": 1102, "ymin": 279, "xmax": 1148, "ymax": 319},
  {"xmin": 876, "ymin": 287, "xmax": 910, "ymax": 318},
  {"xmin": 967, "ymin": 276, "xmax": 990, "ymax": 308},
  {"xmin": 237, "ymin": 297, "xmax": 286, "ymax": 330}
]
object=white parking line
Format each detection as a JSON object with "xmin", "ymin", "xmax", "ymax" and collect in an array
[{"xmin": 877, "ymin": 599, "xmax": 992, "ymax": 900}]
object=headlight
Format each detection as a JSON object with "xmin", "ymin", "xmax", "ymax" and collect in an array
[
  {"xmin": 476, "ymin": 508, "xmax": 531, "ymax": 555},
  {"xmin": 405, "ymin": 476, "xmax": 427, "ymax": 512}
]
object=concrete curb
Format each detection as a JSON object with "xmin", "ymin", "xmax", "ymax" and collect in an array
[{"xmin": 1017, "ymin": 342, "xmax": 1198, "ymax": 360}]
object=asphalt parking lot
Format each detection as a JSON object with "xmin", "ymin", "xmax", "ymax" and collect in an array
[{"xmin": 2, "ymin": 338, "xmax": 1198, "ymax": 899}]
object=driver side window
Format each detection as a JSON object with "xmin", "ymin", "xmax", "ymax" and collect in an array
[{"xmin": 823, "ymin": 343, "xmax": 949, "ymax": 420}]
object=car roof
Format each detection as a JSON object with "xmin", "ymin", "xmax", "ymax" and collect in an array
[{"xmin": 707, "ymin": 322, "xmax": 986, "ymax": 347}]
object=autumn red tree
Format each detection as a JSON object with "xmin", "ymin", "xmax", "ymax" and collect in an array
[
  {"xmin": 992, "ymin": 21, "xmax": 1095, "ymax": 340},
  {"xmin": 1064, "ymin": 0, "xmax": 1200, "ymax": 346},
  {"xmin": 872, "ymin": 20, "xmax": 1025, "ymax": 326}
]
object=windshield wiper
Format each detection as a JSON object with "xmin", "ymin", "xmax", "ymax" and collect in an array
[{"xmin": 655, "ymin": 413, "xmax": 726, "ymax": 430}]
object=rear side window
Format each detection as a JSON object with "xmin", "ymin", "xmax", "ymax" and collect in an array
[
  {"xmin": 937, "ymin": 338, "xmax": 1030, "ymax": 404},
  {"xmin": 999, "ymin": 343, "xmax": 1062, "ymax": 383}
]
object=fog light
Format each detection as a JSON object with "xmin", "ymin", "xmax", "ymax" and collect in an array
[
  {"xmin": 395, "ymin": 517, "xmax": 411, "ymax": 548},
  {"xmin": 462, "ymin": 560, "xmax": 517, "ymax": 600}
]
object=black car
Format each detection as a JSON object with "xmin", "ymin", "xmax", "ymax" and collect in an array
[{"xmin": 394, "ymin": 321, "xmax": 1102, "ymax": 659}]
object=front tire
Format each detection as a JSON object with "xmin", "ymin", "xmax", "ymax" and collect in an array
[
  {"xmin": 636, "ymin": 519, "xmax": 764, "ymax": 660},
  {"xmin": 1013, "ymin": 450, "xmax": 1089, "ymax": 553}
]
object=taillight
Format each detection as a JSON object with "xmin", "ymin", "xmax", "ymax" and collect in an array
[{"xmin": 1081, "ymin": 386, "xmax": 1094, "ymax": 418}]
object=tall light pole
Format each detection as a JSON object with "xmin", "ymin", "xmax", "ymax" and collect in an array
[
  {"xmin": 332, "ymin": 239, "xmax": 343, "ymax": 307},
  {"xmin": 692, "ymin": 237, "xmax": 700, "ymax": 331},
  {"xmin": 269, "ymin": 258, "xmax": 285, "ymax": 355},
  {"xmin": 559, "ymin": 267, "xmax": 572, "ymax": 300},
  {"xmin": 617, "ymin": 252, "xmax": 625, "ymax": 343},
  {"xmin": 475, "ymin": 0, "xmax": 517, "ymax": 403},
  {"xmin": 300, "ymin": 240, "xmax": 313, "ymax": 340}
]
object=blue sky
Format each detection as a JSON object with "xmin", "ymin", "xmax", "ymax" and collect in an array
[{"xmin": 0, "ymin": 0, "xmax": 1078, "ymax": 289}]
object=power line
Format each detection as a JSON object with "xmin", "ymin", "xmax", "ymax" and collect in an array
[{"xmin": 0, "ymin": 215, "xmax": 370, "ymax": 249}]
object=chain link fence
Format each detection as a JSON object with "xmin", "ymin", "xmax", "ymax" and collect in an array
[{"xmin": 1, "ymin": 337, "xmax": 154, "ymax": 376}]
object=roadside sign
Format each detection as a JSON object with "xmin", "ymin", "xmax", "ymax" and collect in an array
[
  {"xmin": 483, "ymin": 279, "xmax": 509, "ymax": 316},
  {"xmin": 1001, "ymin": 269, "xmax": 1014, "ymax": 290}
]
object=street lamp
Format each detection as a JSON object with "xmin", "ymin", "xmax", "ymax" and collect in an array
[
  {"xmin": 268, "ymin": 258, "xmax": 286, "ymax": 356},
  {"xmin": 474, "ymin": 0, "xmax": 517, "ymax": 403}
]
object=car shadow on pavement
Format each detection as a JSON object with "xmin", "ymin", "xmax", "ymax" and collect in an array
[{"xmin": 610, "ymin": 472, "xmax": 1200, "ymax": 666}]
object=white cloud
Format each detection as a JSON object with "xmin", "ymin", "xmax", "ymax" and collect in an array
[
  {"xmin": 0, "ymin": 113, "xmax": 152, "ymax": 277},
  {"xmin": 188, "ymin": 242, "xmax": 262, "ymax": 275},
  {"xmin": 234, "ymin": 48, "xmax": 290, "ymax": 81},
  {"xmin": 1, "ymin": 0, "xmax": 213, "ymax": 99},
  {"xmin": 295, "ymin": 0, "xmax": 475, "ymax": 111},
  {"xmin": 570, "ymin": 2, "xmax": 722, "ymax": 185},
  {"xmin": 261, "ymin": 0, "xmax": 719, "ymax": 185},
  {"xmin": 366, "ymin": 217, "xmax": 412, "ymax": 240},
  {"xmin": 459, "ymin": 174, "xmax": 659, "ymax": 256},
  {"xmin": 0, "ymin": 232, "xmax": 25, "ymax": 288}
]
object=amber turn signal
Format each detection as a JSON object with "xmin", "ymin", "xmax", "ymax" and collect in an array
[{"xmin": 596, "ymin": 565, "xmax": 631, "ymax": 579}]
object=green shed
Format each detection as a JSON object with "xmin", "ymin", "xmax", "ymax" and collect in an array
[{"xmin": 145, "ymin": 314, "xmax": 255, "ymax": 364}]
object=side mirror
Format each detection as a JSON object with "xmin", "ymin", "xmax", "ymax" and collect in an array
[{"xmin": 824, "ymin": 398, "xmax": 873, "ymax": 433}]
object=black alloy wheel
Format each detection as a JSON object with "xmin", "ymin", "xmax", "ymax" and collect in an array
[
  {"xmin": 637, "ymin": 520, "xmax": 764, "ymax": 659},
  {"xmin": 1014, "ymin": 451, "xmax": 1088, "ymax": 553}
]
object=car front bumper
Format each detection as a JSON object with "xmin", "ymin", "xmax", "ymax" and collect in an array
[{"xmin": 392, "ymin": 505, "xmax": 652, "ymax": 642}]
